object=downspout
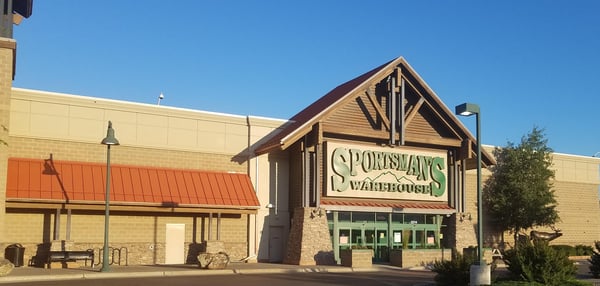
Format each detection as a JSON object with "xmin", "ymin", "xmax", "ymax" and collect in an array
[
  {"xmin": 248, "ymin": 115, "xmax": 259, "ymax": 259},
  {"xmin": 254, "ymin": 154, "xmax": 258, "ymax": 256}
]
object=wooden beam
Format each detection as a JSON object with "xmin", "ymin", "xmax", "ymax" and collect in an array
[
  {"xmin": 401, "ymin": 74, "xmax": 463, "ymax": 139},
  {"xmin": 322, "ymin": 125, "xmax": 462, "ymax": 147},
  {"xmin": 395, "ymin": 67, "xmax": 402, "ymax": 88},
  {"xmin": 0, "ymin": 39, "xmax": 16, "ymax": 49},
  {"xmin": 324, "ymin": 125, "xmax": 388, "ymax": 139},
  {"xmin": 457, "ymin": 139, "xmax": 473, "ymax": 160},
  {"xmin": 404, "ymin": 97, "xmax": 425, "ymax": 125},
  {"xmin": 365, "ymin": 89, "xmax": 391, "ymax": 130},
  {"xmin": 403, "ymin": 134, "xmax": 463, "ymax": 147},
  {"xmin": 312, "ymin": 121, "xmax": 323, "ymax": 145},
  {"xmin": 398, "ymin": 67, "xmax": 405, "ymax": 145}
]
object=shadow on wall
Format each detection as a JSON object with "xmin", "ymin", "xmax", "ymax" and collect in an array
[
  {"xmin": 257, "ymin": 214, "xmax": 283, "ymax": 263},
  {"xmin": 42, "ymin": 154, "xmax": 69, "ymax": 203},
  {"xmin": 30, "ymin": 243, "xmax": 51, "ymax": 267},
  {"xmin": 230, "ymin": 119, "xmax": 294, "ymax": 165},
  {"xmin": 186, "ymin": 243, "xmax": 205, "ymax": 264}
]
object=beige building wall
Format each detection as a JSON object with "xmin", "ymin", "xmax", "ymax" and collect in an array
[
  {"xmin": 3, "ymin": 88, "xmax": 290, "ymax": 265},
  {"xmin": 4, "ymin": 81, "xmax": 599, "ymax": 266},
  {"xmin": 4, "ymin": 211, "xmax": 249, "ymax": 265},
  {"xmin": 246, "ymin": 116, "xmax": 290, "ymax": 262},
  {"xmin": 0, "ymin": 38, "xmax": 17, "ymax": 243},
  {"xmin": 10, "ymin": 88, "xmax": 252, "ymax": 164},
  {"xmin": 463, "ymin": 147, "xmax": 600, "ymax": 249},
  {"xmin": 548, "ymin": 153, "xmax": 600, "ymax": 245}
]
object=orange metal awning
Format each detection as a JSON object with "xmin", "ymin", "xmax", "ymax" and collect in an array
[{"xmin": 6, "ymin": 158, "xmax": 260, "ymax": 211}]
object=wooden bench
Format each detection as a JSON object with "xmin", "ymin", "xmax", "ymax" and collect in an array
[{"xmin": 47, "ymin": 249, "xmax": 95, "ymax": 268}]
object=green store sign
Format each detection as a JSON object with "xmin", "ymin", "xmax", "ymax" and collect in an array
[{"xmin": 325, "ymin": 142, "xmax": 448, "ymax": 202}]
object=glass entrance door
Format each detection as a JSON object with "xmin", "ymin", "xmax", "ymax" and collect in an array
[{"xmin": 364, "ymin": 228, "xmax": 388, "ymax": 261}]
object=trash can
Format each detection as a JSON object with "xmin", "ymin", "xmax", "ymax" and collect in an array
[{"xmin": 4, "ymin": 244, "xmax": 25, "ymax": 267}]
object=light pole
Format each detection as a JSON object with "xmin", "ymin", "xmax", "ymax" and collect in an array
[
  {"xmin": 100, "ymin": 121, "xmax": 119, "ymax": 272},
  {"xmin": 455, "ymin": 103, "xmax": 490, "ymax": 285}
]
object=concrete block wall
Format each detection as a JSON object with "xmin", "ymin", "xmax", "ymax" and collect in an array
[
  {"xmin": 0, "ymin": 88, "xmax": 297, "ymax": 267},
  {"xmin": 389, "ymin": 248, "xmax": 452, "ymax": 268},
  {"xmin": 462, "ymin": 152, "xmax": 600, "ymax": 249},
  {"xmin": 2, "ymin": 211, "xmax": 249, "ymax": 265},
  {"xmin": 8, "ymin": 137, "xmax": 246, "ymax": 173},
  {"xmin": 0, "ymin": 38, "xmax": 16, "ymax": 243}
]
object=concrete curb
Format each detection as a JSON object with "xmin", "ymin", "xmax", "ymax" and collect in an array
[
  {"xmin": 83, "ymin": 271, "xmax": 166, "ymax": 279},
  {"xmin": 164, "ymin": 269, "xmax": 232, "ymax": 276},
  {"xmin": 0, "ymin": 274, "xmax": 83, "ymax": 283},
  {"xmin": 0, "ymin": 266, "xmax": 375, "ymax": 284}
]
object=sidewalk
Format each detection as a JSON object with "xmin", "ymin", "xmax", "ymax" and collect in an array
[
  {"xmin": 5, "ymin": 261, "xmax": 598, "ymax": 285},
  {"xmin": 0, "ymin": 262, "xmax": 385, "ymax": 284}
]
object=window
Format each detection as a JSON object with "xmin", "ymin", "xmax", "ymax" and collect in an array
[
  {"xmin": 352, "ymin": 212, "xmax": 373, "ymax": 223},
  {"xmin": 404, "ymin": 214, "xmax": 424, "ymax": 224},
  {"xmin": 339, "ymin": 212, "xmax": 351, "ymax": 222}
]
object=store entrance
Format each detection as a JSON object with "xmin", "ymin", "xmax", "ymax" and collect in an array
[
  {"xmin": 330, "ymin": 211, "xmax": 443, "ymax": 264},
  {"xmin": 366, "ymin": 229, "xmax": 388, "ymax": 262},
  {"xmin": 338, "ymin": 227, "xmax": 388, "ymax": 261}
]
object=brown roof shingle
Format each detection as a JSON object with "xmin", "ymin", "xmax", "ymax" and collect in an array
[{"xmin": 255, "ymin": 58, "xmax": 394, "ymax": 154}]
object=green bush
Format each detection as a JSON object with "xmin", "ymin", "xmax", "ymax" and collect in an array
[
  {"xmin": 551, "ymin": 244, "xmax": 574, "ymax": 255},
  {"xmin": 494, "ymin": 280, "xmax": 591, "ymax": 286},
  {"xmin": 504, "ymin": 239, "xmax": 577, "ymax": 286},
  {"xmin": 430, "ymin": 252, "xmax": 474, "ymax": 286},
  {"xmin": 589, "ymin": 241, "xmax": 600, "ymax": 278},
  {"xmin": 576, "ymin": 244, "xmax": 594, "ymax": 256},
  {"xmin": 551, "ymin": 244, "xmax": 594, "ymax": 256}
]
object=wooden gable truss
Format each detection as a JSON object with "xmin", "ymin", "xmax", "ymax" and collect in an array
[
  {"xmin": 317, "ymin": 60, "xmax": 492, "ymax": 168},
  {"xmin": 256, "ymin": 56, "xmax": 494, "ymax": 168}
]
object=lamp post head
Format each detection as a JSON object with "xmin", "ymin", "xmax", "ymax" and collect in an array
[
  {"xmin": 101, "ymin": 121, "xmax": 120, "ymax": 145},
  {"xmin": 455, "ymin": 103, "xmax": 480, "ymax": 117}
]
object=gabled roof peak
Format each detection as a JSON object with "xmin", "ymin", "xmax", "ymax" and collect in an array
[{"xmin": 255, "ymin": 56, "xmax": 494, "ymax": 166}]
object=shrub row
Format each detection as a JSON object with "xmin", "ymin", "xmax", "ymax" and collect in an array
[
  {"xmin": 431, "ymin": 241, "xmax": 590, "ymax": 286},
  {"xmin": 551, "ymin": 244, "xmax": 594, "ymax": 256}
]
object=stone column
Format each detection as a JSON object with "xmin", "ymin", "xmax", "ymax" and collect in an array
[
  {"xmin": 283, "ymin": 207, "xmax": 335, "ymax": 265},
  {"xmin": 0, "ymin": 37, "xmax": 15, "ymax": 243},
  {"xmin": 455, "ymin": 213, "xmax": 478, "ymax": 254}
]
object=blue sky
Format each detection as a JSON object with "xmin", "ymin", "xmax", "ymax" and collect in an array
[{"xmin": 10, "ymin": 1, "xmax": 600, "ymax": 157}]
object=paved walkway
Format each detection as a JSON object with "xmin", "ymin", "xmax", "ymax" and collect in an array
[
  {"xmin": 2, "ymin": 261, "xmax": 600, "ymax": 285},
  {"xmin": 0, "ymin": 262, "xmax": 391, "ymax": 284}
]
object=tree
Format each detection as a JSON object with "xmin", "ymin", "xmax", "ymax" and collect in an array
[
  {"xmin": 589, "ymin": 241, "xmax": 600, "ymax": 278},
  {"xmin": 483, "ymin": 126, "xmax": 558, "ymax": 246}
]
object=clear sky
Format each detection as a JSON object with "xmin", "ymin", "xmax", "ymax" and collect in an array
[{"xmin": 10, "ymin": 0, "xmax": 600, "ymax": 157}]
